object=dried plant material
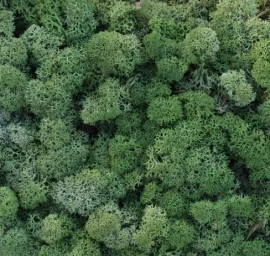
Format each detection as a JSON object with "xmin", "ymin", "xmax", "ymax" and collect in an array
[{"xmin": 135, "ymin": 0, "xmax": 142, "ymax": 10}]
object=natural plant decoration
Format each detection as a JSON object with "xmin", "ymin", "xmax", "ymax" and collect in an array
[{"xmin": 1, "ymin": 0, "xmax": 270, "ymax": 255}]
